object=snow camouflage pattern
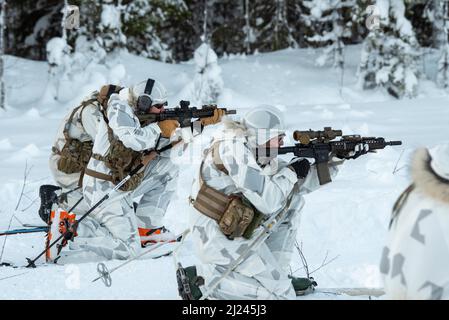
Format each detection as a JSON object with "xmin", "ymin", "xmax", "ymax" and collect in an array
[
  {"xmin": 49, "ymin": 91, "xmax": 103, "ymax": 215},
  {"xmin": 132, "ymin": 156, "xmax": 179, "ymax": 229},
  {"xmin": 74, "ymin": 89, "xmax": 178, "ymax": 261},
  {"xmin": 382, "ymin": 147, "xmax": 449, "ymax": 299},
  {"xmin": 187, "ymin": 122, "xmax": 341, "ymax": 299}
]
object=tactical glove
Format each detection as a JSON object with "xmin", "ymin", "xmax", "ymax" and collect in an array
[
  {"xmin": 289, "ymin": 158, "xmax": 311, "ymax": 179},
  {"xmin": 158, "ymin": 120, "xmax": 179, "ymax": 138},
  {"xmin": 200, "ymin": 108, "xmax": 225, "ymax": 126},
  {"xmin": 336, "ymin": 143, "xmax": 370, "ymax": 160}
]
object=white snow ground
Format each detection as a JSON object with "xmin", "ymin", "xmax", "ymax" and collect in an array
[{"xmin": 0, "ymin": 45, "xmax": 448, "ymax": 299}]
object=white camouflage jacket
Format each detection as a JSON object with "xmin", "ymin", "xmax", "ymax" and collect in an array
[
  {"xmin": 188, "ymin": 122, "xmax": 341, "ymax": 266},
  {"xmin": 382, "ymin": 148, "xmax": 449, "ymax": 299},
  {"xmin": 86, "ymin": 88, "xmax": 167, "ymax": 177}
]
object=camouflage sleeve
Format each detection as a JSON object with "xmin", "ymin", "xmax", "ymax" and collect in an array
[
  {"xmin": 219, "ymin": 139, "xmax": 298, "ymax": 215},
  {"xmin": 106, "ymin": 94, "xmax": 161, "ymax": 151}
]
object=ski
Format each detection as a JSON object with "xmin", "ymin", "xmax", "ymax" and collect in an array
[
  {"xmin": 0, "ymin": 226, "xmax": 49, "ymax": 237},
  {"xmin": 22, "ymin": 224, "xmax": 49, "ymax": 228},
  {"xmin": 309, "ymin": 287, "xmax": 385, "ymax": 298},
  {"xmin": 0, "ymin": 250, "xmax": 173, "ymax": 269}
]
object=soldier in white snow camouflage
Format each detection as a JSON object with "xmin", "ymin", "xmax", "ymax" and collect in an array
[
  {"xmin": 182, "ymin": 106, "xmax": 348, "ymax": 300},
  {"xmin": 72, "ymin": 79, "xmax": 174, "ymax": 261},
  {"xmin": 48, "ymin": 90, "xmax": 105, "ymax": 217},
  {"xmin": 382, "ymin": 144, "xmax": 449, "ymax": 299},
  {"xmin": 60, "ymin": 78, "xmax": 224, "ymax": 263}
]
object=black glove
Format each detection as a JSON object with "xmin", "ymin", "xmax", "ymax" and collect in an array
[
  {"xmin": 336, "ymin": 143, "xmax": 370, "ymax": 160},
  {"xmin": 289, "ymin": 159, "xmax": 310, "ymax": 179}
]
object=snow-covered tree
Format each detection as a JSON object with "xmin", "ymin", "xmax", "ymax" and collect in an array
[
  {"xmin": 44, "ymin": 1, "xmax": 75, "ymax": 101},
  {"xmin": 191, "ymin": 43, "xmax": 223, "ymax": 105},
  {"xmin": 45, "ymin": 37, "xmax": 72, "ymax": 101},
  {"xmin": 425, "ymin": 0, "xmax": 448, "ymax": 49},
  {"xmin": 189, "ymin": 0, "xmax": 246, "ymax": 57},
  {"xmin": 243, "ymin": 0, "xmax": 255, "ymax": 54},
  {"xmin": 0, "ymin": 0, "xmax": 6, "ymax": 110},
  {"xmin": 358, "ymin": 0, "xmax": 420, "ymax": 99},
  {"xmin": 4, "ymin": 0, "xmax": 64, "ymax": 61},
  {"xmin": 436, "ymin": 0, "xmax": 449, "ymax": 88},
  {"xmin": 303, "ymin": 0, "xmax": 354, "ymax": 68},
  {"xmin": 70, "ymin": 0, "xmax": 125, "ymax": 62},
  {"xmin": 122, "ymin": 0, "xmax": 176, "ymax": 62},
  {"xmin": 99, "ymin": 0, "xmax": 126, "ymax": 55},
  {"xmin": 253, "ymin": 0, "xmax": 298, "ymax": 52}
]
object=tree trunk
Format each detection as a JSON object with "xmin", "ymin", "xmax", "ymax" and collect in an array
[{"xmin": 0, "ymin": 0, "xmax": 6, "ymax": 110}]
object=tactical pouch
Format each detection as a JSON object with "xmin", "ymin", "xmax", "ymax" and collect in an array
[
  {"xmin": 57, "ymin": 139, "xmax": 93, "ymax": 174},
  {"xmin": 241, "ymin": 199, "xmax": 264, "ymax": 239},
  {"xmin": 103, "ymin": 138, "xmax": 145, "ymax": 191},
  {"xmin": 193, "ymin": 184, "xmax": 261, "ymax": 240},
  {"xmin": 219, "ymin": 196, "xmax": 255, "ymax": 240},
  {"xmin": 111, "ymin": 170, "xmax": 145, "ymax": 192},
  {"xmin": 193, "ymin": 183, "xmax": 230, "ymax": 222}
]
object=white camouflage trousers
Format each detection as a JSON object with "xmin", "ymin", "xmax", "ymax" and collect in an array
[
  {"xmin": 132, "ymin": 155, "xmax": 179, "ymax": 229},
  {"xmin": 60, "ymin": 156, "xmax": 178, "ymax": 262},
  {"xmin": 60, "ymin": 157, "xmax": 142, "ymax": 262},
  {"xmin": 193, "ymin": 194, "xmax": 303, "ymax": 300}
]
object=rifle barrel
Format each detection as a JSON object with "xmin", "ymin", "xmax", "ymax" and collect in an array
[{"xmin": 386, "ymin": 141, "xmax": 402, "ymax": 146}]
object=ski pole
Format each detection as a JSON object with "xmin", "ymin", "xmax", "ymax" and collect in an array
[
  {"xmin": 92, "ymin": 230, "xmax": 187, "ymax": 287},
  {"xmin": 199, "ymin": 186, "xmax": 297, "ymax": 300},
  {"xmin": 26, "ymin": 152, "xmax": 159, "ymax": 268},
  {"xmin": 56, "ymin": 187, "xmax": 84, "ymax": 217},
  {"xmin": 0, "ymin": 226, "xmax": 49, "ymax": 237}
]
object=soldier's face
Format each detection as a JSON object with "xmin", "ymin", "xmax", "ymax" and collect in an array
[
  {"xmin": 265, "ymin": 134, "xmax": 285, "ymax": 148},
  {"xmin": 148, "ymin": 105, "xmax": 165, "ymax": 113}
]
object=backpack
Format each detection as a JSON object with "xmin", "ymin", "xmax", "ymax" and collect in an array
[{"xmin": 54, "ymin": 85, "xmax": 123, "ymax": 186}]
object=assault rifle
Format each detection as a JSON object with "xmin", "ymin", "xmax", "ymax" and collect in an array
[
  {"xmin": 137, "ymin": 100, "xmax": 236, "ymax": 127},
  {"xmin": 262, "ymin": 127, "xmax": 402, "ymax": 185}
]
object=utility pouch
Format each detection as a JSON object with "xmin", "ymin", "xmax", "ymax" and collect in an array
[
  {"xmin": 218, "ymin": 196, "xmax": 255, "ymax": 240},
  {"xmin": 193, "ymin": 185, "xmax": 261, "ymax": 240},
  {"xmin": 241, "ymin": 198, "xmax": 265, "ymax": 239},
  {"xmin": 193, "ymin": 141, "xmax": 264, "ymax": 240},
  {"xmin": 57, "ymin": 139, "xmax": 93, "ymax": 174},
  {"xmin": 193, "ymin": 183, "xmax": 230, "ymax": 222}
]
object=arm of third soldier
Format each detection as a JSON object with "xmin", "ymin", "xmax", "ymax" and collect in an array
[
  {"xmin": 106, "ymin": 93, "xmax": 161, "ymax": 151},
  {"xmin": 218, "ymin": 139, "xmax": 298, "ymax": 215}
]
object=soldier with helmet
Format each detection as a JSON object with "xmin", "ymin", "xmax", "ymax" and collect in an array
[
  {"xmin": 56, "ymin": 78, "xmax": 224, "ymax": 262},
  {"xmin": 178, "ymin": 105, "xmax": 347, "ymax": 300}
]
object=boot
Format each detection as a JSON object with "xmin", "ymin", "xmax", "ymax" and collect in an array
[
  {"xmin": 176, "ymin": 264, "xmax": 204, "ymax": 300},
  {"xmin": 139, "ymin": 226, "xmax": 179, "ymax": 247},
  {"xmin": 38, "ymin": 185, "xmax": 61, "ymax": 224},
  {"xmin": 290, "ymin": 276, "xmax": 317, "ymax": 296}
]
